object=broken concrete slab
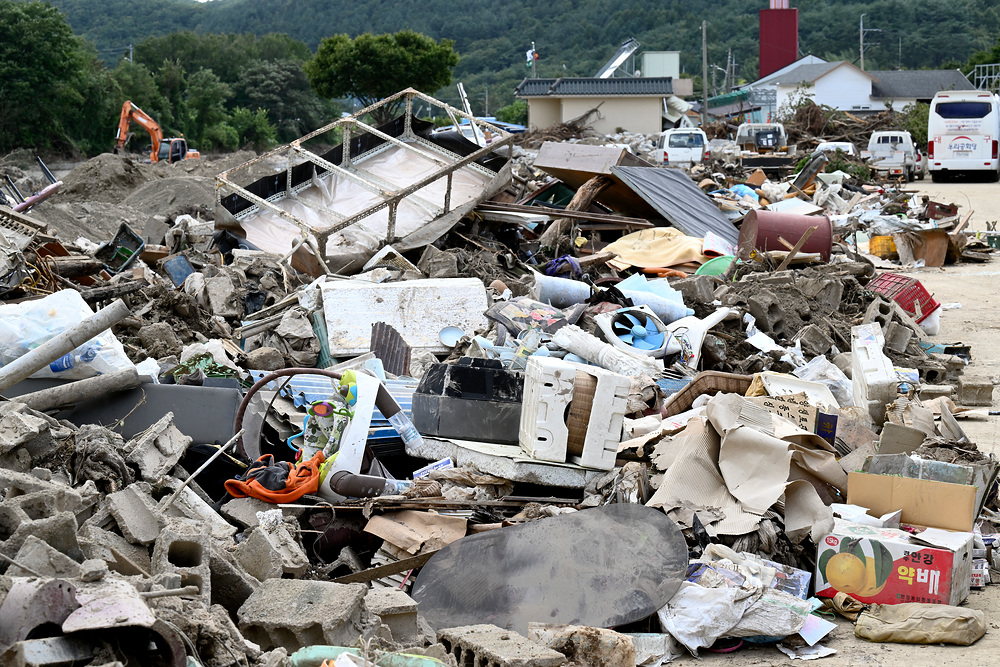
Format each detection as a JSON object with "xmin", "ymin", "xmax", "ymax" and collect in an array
[
  {"xmin": 418, "ymin": 244, "xmax": 459, "ymax": 278},
  {"xmin": 78, "ymin": 524, "xmax": 151, "ymax": 576},
  {"xmin": 237, "ymin": 579, "xmax": 371, "ymax": 652},
  {"xmin": 670, "ymin": 275, "xmax": 716, "ymax": 306},
  {"xmin": 8, "ymin": 535, "xmax": 83, "ymax": 578},
  {"xmin": 245, "ymin": 347, "xmax": 284, "ymax": 371},
  {"xmin": 123, "ymin": 413, "xmax": 192, "ymax": 482},
  {"xmin": 0, "ymin": 403, "xmax": 53, "ymax": 459},
  {"xmin": 220, "ymin": 497, "xmax": 274, "ymax": 529},
  {"xmin": 0, "ymin": 509, "xmax": 82, "ymax": 570},
  {"xmin": 260, "ymin": 521, "xmax": 309, "ymax": 577}
]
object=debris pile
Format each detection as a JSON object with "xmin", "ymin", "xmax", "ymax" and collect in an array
[{"xmin": 0, "ymin": 88, "xmax": 996, "ymax": 665}]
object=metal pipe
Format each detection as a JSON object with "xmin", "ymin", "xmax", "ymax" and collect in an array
[{"xmin": 0, "ymin": 299, "xmax": 131, "ymax": 394}]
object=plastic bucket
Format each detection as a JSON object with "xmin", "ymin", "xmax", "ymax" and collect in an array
[
  {"xmin": 737, "ymin": 210, "xmax": 833, "ymax": 262},
  {"xmin": 695, "ymin": 255, "xmax": 736, "ymax": 276}
]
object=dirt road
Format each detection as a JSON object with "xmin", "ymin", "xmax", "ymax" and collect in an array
[{"xmin": 692, "ymin": 179, "xmax": 1000, "ymax": 665}]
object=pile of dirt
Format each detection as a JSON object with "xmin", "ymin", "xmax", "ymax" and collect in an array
[
  {"xmin": 122, "ymin": 176, "xmax": 217, "ymax": 220},
  {"xmin": 58, "ymin": 153, "xmax": 160, "ymax": 204}
]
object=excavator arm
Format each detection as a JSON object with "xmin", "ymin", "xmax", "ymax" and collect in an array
[{"xmin": 114, "ymin": 100, "xmax": 165, "ymax": 163}]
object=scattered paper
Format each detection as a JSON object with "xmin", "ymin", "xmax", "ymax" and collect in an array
[{"xmin": 777, "ymin": 643, "xmax": 837, "ymax": 660}]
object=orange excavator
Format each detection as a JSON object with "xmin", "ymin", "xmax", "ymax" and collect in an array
[{"xmin": 113, "ymin": 100, "xmax": 201, "ymax": 164}]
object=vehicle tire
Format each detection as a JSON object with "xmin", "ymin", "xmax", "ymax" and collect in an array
[
  {"xmin": 930, "ymin": 172, "xmax": 941, "ymax": 183},
  {"xmin": 906, "ymin": 168, "xmax": 913, "ymax": 183},
  {"xmin": 993, "ymin": 170, "xmax": 1000, "ymax": 183},
  {"xmin": 917, "ymin": 169, "xmax": 925, "ymax": 181}
]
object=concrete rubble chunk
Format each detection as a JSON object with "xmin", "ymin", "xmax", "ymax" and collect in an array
[
  {"xmin": 418, "ymin": 244, "xmax": 459, "ymax": 278},
  {"xmin": 884, "ymin": 321, "xmax": 914, "ymax": 354},
  {"xmin": 365, "ymin": 588, "xmax": 421, "ymax": 645},
  {"xmin": 123, "ymin": 412, "xmax": 192, "ymax": 481},
  {"xmin": 437, "ymin": 624, "xmax": 567, "ymax": 667},
  {"xmin": 137, "ymin": 322, "xmax": 184, "ymax": 358},
  {"xmin": 0, "ymin": 505, "xmax": 82, "ymax": 570},
  {"xmin": 210, "ymin": 543, "xmax": 260, "ymax": 615},
  {"xmin": 8, "ymin": 535, "xmax": 83, "ymax": 578},
  {"xmin": 260, "ymin": 521, "xmax": 309, "ymax": 577},
  {"xmin": 206, "ymin": 274, "xmax": 242, "ymax": 318},
  {"xmin": 220, "ymin": 497, "xmax": 274, "ymax": 529},
  {"xmin": 797, "ymin": 277, "xmax": 844, "ymax": 312},
  {"xmin": 79, "ymin": 559, "xmax": 108, "ymax": 582},
  {"xmin": 746, "ymin": 290, "xmax": 786, "ymax": 337},
  {"xmin": 107, "ymin": 483, "xmax": 163, "ymax": 545},
  {"xmin": 527, "ymin": 624, "xmax": 636, "ymax": 667},
  {"xmin": 670, "ymin": 275, "xmax": 716, "ymax": 307},
  {"xmin": 794, "ymin": 324, "xmax": 834, "ymax": 357},
  {"xmin": 245, "ymin": 346, "xmax": 285, "ymax": 371},
  {"xmin": 0, "ymin": 403, "xmax": 53, "ymax": 458},
  {"xmin": 237, "ymin": 579, "xmax": 371, "ymax": 653},
  {"xmin": 957, "ymin": 380, "xmax": 994, "ymax": 407},
  {"xmin": 78, "ymin": 524, "xmax": 152, "ymax": 576},
  {"xmin": 233, "ymin": 528, "xmax": 284, "ymax": 582},
  {"xmin": 159, "ymin": 482, "xmax": 237, "ymax": 541}
]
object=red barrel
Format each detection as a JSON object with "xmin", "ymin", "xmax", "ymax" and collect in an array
[{"xmin": 737, "ymin": 210, "xmax": 833, "ymax": 262}]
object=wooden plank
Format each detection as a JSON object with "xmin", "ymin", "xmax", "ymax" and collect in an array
[{"xmin": 332, "ymin": 551, "xmax": 436, "ymax": 584}]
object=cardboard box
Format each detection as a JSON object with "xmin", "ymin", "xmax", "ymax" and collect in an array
[
  {"xmin": 815, "ymin": 520, "xmax": 973, "ymax": 606},
  {"xmin": 847, "ymin": 471, "xmax": 977, "ymax": 532},
  {"xmin": 971, "ymin": 558, "xmax": 990, "ymax": 589}
]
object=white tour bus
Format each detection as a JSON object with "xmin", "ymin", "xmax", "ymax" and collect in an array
[{"xmin": 927, "ymin": 90, "xmax": 1000, "ymax": 182}]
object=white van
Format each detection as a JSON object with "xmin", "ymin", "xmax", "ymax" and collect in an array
[
  {"xmin": 927, "ymin": 90, "xmax": 1000, "ymax": 182},
  {"xmin": 866, "ymin": 131, "xmax": 920, "ymax": 181},
  {"xmin": 657, "ymin": 128, "xmax": 709, "ymax": 167}
]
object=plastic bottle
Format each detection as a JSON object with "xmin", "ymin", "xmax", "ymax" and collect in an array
[
  {"xmin": 388, "ymin": 411, "xmax": 424, "ymax": 448},
  {"xmin": 49, "ymin": 344, "xmax": 99, "ymax": 373}
]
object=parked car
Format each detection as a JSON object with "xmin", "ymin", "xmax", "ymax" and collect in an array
[
  {"xmin": 657, "ymin": 128, "xmax": 709, "ymax": 167},
  {"xmin": 815, "ymin": 141, "xmax": 858, "ymax": 156}
]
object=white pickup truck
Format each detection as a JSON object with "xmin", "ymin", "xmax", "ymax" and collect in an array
[{"xmin": 865, "ymin": 131, "xmax": 924, "ymax": 181}]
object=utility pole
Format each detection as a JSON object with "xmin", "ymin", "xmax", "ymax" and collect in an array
[
  {"xmin": 128, "ymin": 44, "xmax": 133, "ymax": 63},
  {"xmin": 701, "ymin": 21, "xmax": 708, "ymax": 127},
  {"xmin": 726, "ymin": 48, "xmax": 732, "ymax": 93},
  {"xmin": 859, "ymin": 14, "xmax": 881, "ymax": 71},
  {"xmin": 531, "ymin": 41, "xmax": 537, "ymax": 79}
]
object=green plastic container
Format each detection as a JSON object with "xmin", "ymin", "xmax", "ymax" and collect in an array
[{"xmin": 695, "ymin": 255, "xmax": 736, "ymax": 276}]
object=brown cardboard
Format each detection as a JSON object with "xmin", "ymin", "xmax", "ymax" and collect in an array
[
  {"xmin": 847, "ymin": 471, "xmax": 976, "ymax": 532},
  {"xmin": 745, "ymin": 169, "xmax": 767, "ymax": 188},
  {"xmin": 877, "ymin": 422, "xmax": 925, "ymax": 455}
]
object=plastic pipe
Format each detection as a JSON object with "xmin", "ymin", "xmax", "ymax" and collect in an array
[
  {"xmin": 0, "ymin": 299, "xmax": 131, "ymax": 394},
  {"xmin": 15, "ymin": 367, "xmax": 141, "ymax": 412},
  {"xmin": 551, "ymin": 324, "xmax": 663, "ymax": 377},
  {"xmin": 532, "ymin": 273, "xmax": 693, "ymax": 323}
]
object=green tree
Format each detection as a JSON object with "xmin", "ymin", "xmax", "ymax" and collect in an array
[
  {"xmin": 305, "ymin": 30, "xmax": 459, "ymax": 124},
  {"xmin": 0, "ymin": 0, "xmax": 88, "ymax": 152},
  {"xmin": 230, "ymin": 107, "xmax": 277, "ymax": 150},
  {"xmin": 495, "ymin": 100, "xmax": 527, "ymax": 126},
  {"xmin": 234, "ymin": 59, "xmax": 336, "ymax": 141},
  {"xmin": 185, "ymin": 68, "xmax": 232, "ymax": 150}
]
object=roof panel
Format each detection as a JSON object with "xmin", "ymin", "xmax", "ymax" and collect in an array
[{"xmin": 516, "ymin": 77, "xmax": 673, "ymax": 97}]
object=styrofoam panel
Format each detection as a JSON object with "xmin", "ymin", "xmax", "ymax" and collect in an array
[{"xmin": 320, "ymin": 278, "xmax": 489, "ymax": 356}]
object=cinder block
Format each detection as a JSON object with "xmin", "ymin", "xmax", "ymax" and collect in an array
[
  {"xmin": 670, "ymin": 275, "xmax": 716, "ymax": 306},
  {"xmin": 519, "ymin": 357, "xmax": 629, "ymax": 471},
  {"xmin": 746, "ymin": 291, "xmax": 786, "ymax": 337},
  {"xmin": 958, "ymin": 380, "xmax": 994, "ymax": 407},
  {"xmin": 159, "ymin": 483, "xmax": 237, "ymax": 542},
  {"xmin": 0, "ymin": 487, "xmax": 83, "ymax": 571},
  {"xmin": 863, "ymin": 298, "xmax": 893, "ymax": 331},
  {"xmin": 150, "ymin": 518, "xmax": 211, "ymax": 601},
  {"xmin": 794, "ymin": 324, "xmax": 833, "ymax": 357},
  {"xmin": 209, "ymin": 543, "xmax": 259, "ymax": 616},
  {"xmin": 238, "ymin": 579, "xmax": 370, "ymax": 652},
  {"xmin": 365, "ymin": 588, "xmax": 420, "ymax": 645},
  {"xmin": 437, "ymin": 624, "xmax": 566, "ymax": 667},
  {"xmin": 884, "ymin": 321, "xmax": 913, "ymax": 354},
  {"xmin": 107, "ymin": 483, "xmax": 163, "ymax": 545},
  {"xmin": 123, "ymin": 413, "xmax": 192, "ymax": 481},
  {"xmin": 234, "ymin": 528, "xmax": 284, "ymax": 581}
]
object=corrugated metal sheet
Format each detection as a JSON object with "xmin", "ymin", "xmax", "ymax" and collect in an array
[
  {"xmin": 611, "ymin": 166, "xmax": 740, "ymax": 244},
  {"xmin": 516, "ymin": 77, "xmax": 673, "ymax": 97}
]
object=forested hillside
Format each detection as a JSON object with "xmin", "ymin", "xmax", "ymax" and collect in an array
[{"xmin": 43, "ymin": 0, "xmax": 1000, "ymax": 112}]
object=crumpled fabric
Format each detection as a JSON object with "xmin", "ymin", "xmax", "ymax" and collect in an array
[{"xmin": 224, "ymin": 451, "xmax": 325, "ymax": 503}]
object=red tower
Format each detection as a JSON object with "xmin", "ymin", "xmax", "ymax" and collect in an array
[{"xmin": 759, "ymin": 0, "xmax": 798, "ymax": 78}]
